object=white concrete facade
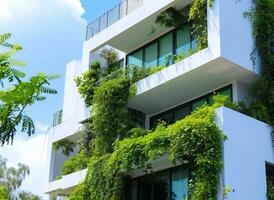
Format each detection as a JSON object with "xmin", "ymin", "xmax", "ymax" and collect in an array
[{"xmin": 46, "ymin": 0, "xmax": 273, "ymax": 198}]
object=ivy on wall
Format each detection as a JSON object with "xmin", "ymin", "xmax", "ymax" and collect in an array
[
  {"xmin": 155, "ymin": 0, "xmax": 213, "ymax": 51},
  {"xmin": 68, "ymin": 104, "xmax": 225, "ymax": 200},
  {"xmin": 59, "ymin": 0, "xmax": 274, "ymax": 199},
  {"xmin": 243, "ymin": 0, "xmax": 274, "ymax": 127},
  {"xmin": 64, "ymin": 1, "xmax": 227, "ymax": 199},
  {"xmin": 53, "ymin": 139, "xmax": 76, "ymax": 157}
]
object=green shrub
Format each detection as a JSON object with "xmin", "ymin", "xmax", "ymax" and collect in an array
[{"xmin": 61, "ymin": 151, "xmax": 89, "ymax": 176}]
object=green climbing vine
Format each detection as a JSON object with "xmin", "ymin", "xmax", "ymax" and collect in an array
[
  {"xmin": 156, "ymin": 0, "xmax": 213, "ymax": 50},
  {"xmin": 243, "ymin": 0, "xmax": 274, "ymax": 127},
  {"xmin": 64, "ymin": 1, "xmax": 228, "ymax": 199},
  {"xmin": 53, "ymin": 139, "xmax": 76, "ymax": 156},
  {"xmin": 58, "ymin": 0, "xmax": 274, "ymax": 199},
  {"xmin": 68, "ymin": 103, "xmax": 225, "ymax": 200}
]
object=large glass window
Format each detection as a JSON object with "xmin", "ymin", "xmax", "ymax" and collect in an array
[
  {"xmin": 127, "ymin": 23, "xmax": 194, "ymax": 69},
  {"xmin": 128, "ymin": 49, "xmax": 143, "ymax": 67},
  {"xmin": 171, "ymin": 167, "xmax": 189, "ymax": 200},
  {"xmin": 150, "ymin": 85, "xmax": 232, "ymax": 129},
  {"xmin": 131, "ymin": 167, "xmax": 189, "ymax": 200},
  {"xmin": 159, "ymin": 33, "xmax": 173, "ymax": 66},
  {"xmin": 176, "ymin": 24, "xmax": 191, "ymax": 55},
  {"xmin": 192, "ymin": 97, "xmax": 207, "ymax": 111},
  {"xmin": 144, "ymin": 43, "xmax": 158, "ymax": 68},
  {"xmin": 174, "ymin": 106, "xmax": 190, "ymax": 122}
]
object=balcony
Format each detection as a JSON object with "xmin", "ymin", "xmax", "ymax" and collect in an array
[
  {"xmin": 46, "ymin": 107, "xmax": 274, "ymax": 198},
  {"xmin": 46, "ymin": 169, "xmax": 87, "ymax": 195},
  {"xmin": 86, "ymin": 0, "xmax": 144, "ymax": 40}
]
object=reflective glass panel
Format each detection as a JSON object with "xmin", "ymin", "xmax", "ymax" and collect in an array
[
  {"xmin": 159, "ymin": 33, "xmax": 173, "ymax": 66},
  {"xmin": 174, "ymin": 106, "xmax": 191, "ymax": 122},
  {"xmin": 176, "ymin": 24, "xmax": 191, "ymax": 55},
  {"xmin": 192, "ymin": 98, "xmax": 207, "ymax": 111},
  {"xmin": 171, "ymin": 167, "xmax": 189, "ymax": 200},
  {"xmin": 144, "ymin": 43, "xmax": 158, "ymax": 68},
  {"xmin": 128, "ymin": 50, "xmax": 143, "ymax": 67}
]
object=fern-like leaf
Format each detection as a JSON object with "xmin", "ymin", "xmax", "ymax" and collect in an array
[{"xmin": 40, "ymin": 86, "xmax": 57, "ymax": 94}]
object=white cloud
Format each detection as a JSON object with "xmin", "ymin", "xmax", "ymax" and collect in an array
[{"xmin": 0, "ymin": 0, "xmax": 87, "ymax": 199}]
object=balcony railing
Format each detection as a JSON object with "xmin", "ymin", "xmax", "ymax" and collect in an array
[
  {"xmin": 86, "ymin": 0, "xmax": 143, "ymax": 40},
  {"xmin": 53, "ymin": 110, "xmax": 63, "ymax": 127}
]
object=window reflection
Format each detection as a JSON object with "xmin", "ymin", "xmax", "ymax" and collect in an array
[{"xmin": 131, "ymin": 167, "xmax": 189, "ymax": 200}]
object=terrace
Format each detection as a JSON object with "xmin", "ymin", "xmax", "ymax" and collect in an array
[{"xmin": 86, "ymin": 0, "xmax": 144, "ymax": 40}]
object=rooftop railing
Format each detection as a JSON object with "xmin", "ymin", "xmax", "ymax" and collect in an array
[
  {"xmin": 53, "ymin": 110, "xmax": 63, "ymax": 127},
  {"xmin": 86, "ymin": 0, "xmax": 143, "ymax": 40}
]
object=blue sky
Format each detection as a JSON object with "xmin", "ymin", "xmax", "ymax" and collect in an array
[{"xmin": 0, "ymin": 0, "xmax": 120, "ymax": 198}]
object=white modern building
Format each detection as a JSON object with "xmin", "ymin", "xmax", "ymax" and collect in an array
[{"xmin": 46, "ymin": 0, "xmax": 274, "ymax": 199}]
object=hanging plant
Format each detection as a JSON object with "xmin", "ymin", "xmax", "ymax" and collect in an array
[
  {"xmin": 53, "ymin": 139, "xmax": 76, "ymax": 156},
  {"xmin": 155, "ymin": 7, "xmax": 188, "ymax": 28}
]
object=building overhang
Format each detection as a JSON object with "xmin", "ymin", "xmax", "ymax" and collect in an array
[
  {"xmin": 128, "ymin": 49, "xmax": 257, "ymax": 115},
  {"xmin": 46, "ymin": 169, "xmax": 87, "ymax": 195},
  {"xmin": 84, "ymin": 0, "xmax": 192, "ymax": 54}
]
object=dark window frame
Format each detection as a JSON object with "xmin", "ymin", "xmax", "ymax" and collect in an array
[
  {"xmin": 149, "ymin": 85, "xmax": 233, "ymax": 129},
  {"xmin": 126, "ymin": 22, "xmax": 195, "ymax": 68},
  {"xmin": 131, "ymin": 165, "xmax": 190, "ymax": 200}
]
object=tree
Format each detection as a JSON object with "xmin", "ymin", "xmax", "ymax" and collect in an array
[
  {"xmin": 0, "ymin": 33, "xmax": 59, "ymax": 145},
  {"xmin": 0, "ymin": 156, "xmax": 41, "ymax": 200},
  {"xmin": 0, "ymin": 186, "xmax": 7, "ymax": 200}
]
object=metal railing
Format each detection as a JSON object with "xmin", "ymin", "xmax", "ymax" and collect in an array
[
  {"xmin": 52, "ymin": 110, "xmax": 63, "ymax": 127},
  {"xmin": 86, "ymin": 0, "xmax": 143, "ymax": 40}
]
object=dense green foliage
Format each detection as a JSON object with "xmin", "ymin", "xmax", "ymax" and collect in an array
[
  {"xmin": 244, "ymin": 0, "xmax": 274, "ymax": 127},
  {"xmin": 188, "ymin": 0, "xmax": 209, "ymax": 50},
  {"xmin": 61, "ymin": 151, "xmax": 89, "ymax": 176},
  {"xmin": 0, "ymin": 156, "xmax": 41, "ymax": 200},
  {"xmin": 75, "ymin": 61, "xmax": 101, "ymax": 106},
  {"xmin": 92, "ymin": 77, "xmax": 133, "ymax": 155},
  {"xmin": 0, "ymin": 33, "xmax": 59, "ymax": 145},
  {"xmin": 99, "ymin": 48, "xmax": 119, "ymax": 74},
  {"xmin": 155, "ymin": 7, "xmax": 188, "ymax": 28},
  {"xmin": 0, "ymin": 187, "xmax": 7, "ymax": 200},
  {"xmin": 156, "ymin": 0, "xmax": 212, "ymax": 50},
  {"xmin": 267, "ymin": 178, "xmax": 274, "ymax": 200},
  {"xmin": 64, "ymin": 0, "xmax": 274, "ymax": 199},
  {"xmin": 53, "ymin": 139, "xmax": 76, "ymax": 156},
  {"xmin": 68, "ymin": 104, "xmax": 225, "ymax": 200}
]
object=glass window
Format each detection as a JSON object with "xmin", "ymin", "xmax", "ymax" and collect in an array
[
  {"xmin": 131, "ymin": 180, "xmax": 138, "ymax": 200},
  {"xmin": 208, "ymin": 94, "xmax": 215, "ymax": 106},
  {"xmin": 138, "ymin": 178, "xmax": 152, "ymax": 200},
  {"xmin": 138, "ymin": 172, "xmax": 169, "ymax": 200},
  {"xmin": 131, "ymin": 167, "xmax": 189, "ymax": 200},
  {"xmin": 153, "ymin": 172, "xmax": 170, "ymax": 200},
  {"xmin": 192, "ymin": 98, "xmax": 207, "ymax": 111},
  {"xmin": 107, "ymin": 5, "xmax": 120, "ymax": 26},
  {"xmin": 99, "ymin": 14, "xmax": 107, "ymax": 32},
  {"xmin": 144, "ymin": 43, "xmax": 158, "ymax": 68},
  {"xmin": 160, "ymin": 112, "xmax": 173, "ymax": 125},
  {"xmin": 174, "ymin": 106, "xmax": 191, "ymax": 122},
  {"xmin": 176, "ymin": 24, "xmax": 191, "ymax": 55},
  {"xmin": 171, "ymin": 167, "xmax": 189, "ymax": 200},
  {"xmin": 218, "ymin": 87, "xmax": 232, "ymax": 101},
  {"xmin": 128, "ymin": 49, "xmax": 143, "ymax": 67},
  {"xmin": 159, "ymin": 33, "xmax": 173, "ymax": 66}
]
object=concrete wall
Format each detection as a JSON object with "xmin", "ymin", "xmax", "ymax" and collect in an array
[
  {"xmin": 219, "ymin": 0, "xmax": 260, "ymax": 74},
  {"xmin": 216, "ymin": 107, "xmax": 274, "ymax": 200},
  {"xmin": 62, "ymin": 60, "xmax": 87, "ymax": 123}
]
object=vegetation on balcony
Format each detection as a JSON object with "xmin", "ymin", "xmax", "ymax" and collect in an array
[
  {"xmin": 155, "ymin": 0, "xmax": 212, "ymax": 51},
  {"xmin": 67, "ymin": 101, "xmax": 228, "ymax": 200},
  {"xmin": 243, "ymin": 0, "xmax": 274, "ymax": 129},
  {"xmin": 57, "ymin": 0, "xmax": 274, "ymax": 199}
]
